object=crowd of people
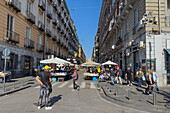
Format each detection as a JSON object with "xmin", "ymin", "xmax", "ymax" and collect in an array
[{"xmin": 99, "ymin": 66, "xmax": 159, "ymax": 95}]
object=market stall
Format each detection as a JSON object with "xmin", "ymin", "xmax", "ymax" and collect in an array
[
  {"xmin": 0, "ymin": 71, "xmax": 11, "ymax": 82},
  {"xmin": 81, "ymin": 61, "xmax": 101, "ymax": 80},
  {"xmin": 40, "ymin": 57, "xmax": 74, "ymax": 81}
]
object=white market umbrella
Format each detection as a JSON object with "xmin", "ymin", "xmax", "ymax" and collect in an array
[
  {"xmin": 102, "ymin": 60, "xmax": 118, "ymax": 66},
  {"xmin": 81, "ymin": 61, "xmax": 101, "ymax": 67},
  {"xmin": 40, "ymin": 57, "xmax": 73, "ymax": 64}
]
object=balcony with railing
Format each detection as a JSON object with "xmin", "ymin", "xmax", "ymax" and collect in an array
[
  {"xmin": 53, "ymin": 2, "xmax": 58, "ymax": 11},
  {"xmin": 5, "ymin": 30, "xmax": 20, "ymax": 44},
  {"xmin": 27, "ymin": 12, "xmax": 36, "ymax": 24},
  {"xmin": 52, "ymin": 34, "xmax": 57, "ymax": 41},
  {"xmin": 24, "ymin": 38, "xmax": 34, "ymax": 49},
  {"xmin": 60, "ymin": 29, "xmax": 64, "ymax": 34},
  {"xmin": 115, "ymin": 37, "xmax": 123, "ymax": 47},
  {"xmin": 47, "ymin": 10, "xmax": 52, "ymax": 19},
  {"xmin": 57, "ymin": 8, "xmax": 61, "ymax": 17},
  {"xmin": 124, "ymin": 32, "xmax": 130, "ymax": 42},
  {"xmin": 7, "ymin": 0, "xmax": 21, "ymax": 12},
  {"xmin": 38, "ymin": 0, "xmax": 45, "ymax": 11},
  {"xmin": 133, "ymin": 24, "xmax": 138, "ymax": 35},
  {"xmin": 57, "ymin": 38, "xmax": 60, "ymax": 44},
  {"xmin": 46, "ymin": 48, "xmax": 51, "ymax": 54},
  {"xmin": 63, "ymin": 33, "xmax": 66, "ymax": 37},
  {"xmin": 37, "ymin": 43, "xmax": 44, "ymax": 52},
  {"xmin": 61, "ymin": 3, "xmax": 64, "ymax": 10},
  {"xmin": 57, "ymin": 23, "xmax": 61, "ymax": 30},
  {"xmin": 38, "ymin": 21, "xmax": 45, "ymax": 31},
  {"xmin": 46, "ymin": 28, "xmax": 51, "ymax": 37},
  {"xmin": 60, "ymin": 42, "xmax": 63, "ymax": 47},
  {"xmin": 52, "ymin": 18, "xmax": 57, "ymax": 26},
  {"xmin": 165, "ymin": 16, "xmax": 170, "ymax": 27}
]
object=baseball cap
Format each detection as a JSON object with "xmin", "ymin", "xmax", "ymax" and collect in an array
[{"xmin": 44, "ymin": 65, "xmax": 51, "ymax": 70}]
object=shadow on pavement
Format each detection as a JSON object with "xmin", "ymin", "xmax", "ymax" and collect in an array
[{"xmin": 49, "ymin": 95, "xmax": 62, "ymax": 106}]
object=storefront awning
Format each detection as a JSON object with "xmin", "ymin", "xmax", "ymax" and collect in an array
[{"xmin": 166, "ymin": 49, "xmax": 170, "ymax": 54}]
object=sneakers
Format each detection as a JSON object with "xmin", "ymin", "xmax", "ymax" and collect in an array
[
  {"xmin": 72, "ymin": 89, "xmax": 76, "ymax": 91},
  {"xmin": 38, "ymin": 106, "xmax": 41, "ymax": 109},
  {"xmin": 45, "ymin": 106, "xmax": 52, "ymax": 110}
]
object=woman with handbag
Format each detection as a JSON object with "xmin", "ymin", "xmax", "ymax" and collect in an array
[{"xmin": 36, "ymin": 65, "xmax": 52, "ymax": 110}]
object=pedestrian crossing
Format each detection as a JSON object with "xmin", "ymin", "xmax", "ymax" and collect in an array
[{"xmin": 35, "ymin": 81, "xmax": 96, "ymax": 89}]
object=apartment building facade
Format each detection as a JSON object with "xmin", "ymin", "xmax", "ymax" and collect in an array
[
  {"xmin": 0, "ymin": 0, "xmax": 81, "ymax": 77},
  {"xmin": 96, "ymin": 0, "xmax": 170, "ymax": 86},
  {"xmin": 79, "ymin": 44, "xmax": 86, "ymax": 63}
]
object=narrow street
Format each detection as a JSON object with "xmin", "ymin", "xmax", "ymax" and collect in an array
[{"xmin": 0, "ymin": 69, "xmax": 145, "ymax": 113}]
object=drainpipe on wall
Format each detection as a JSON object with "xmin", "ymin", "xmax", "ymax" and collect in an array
[{"xmin": 43, "ymin": 0, "xmax": 47, "ymax": 60}]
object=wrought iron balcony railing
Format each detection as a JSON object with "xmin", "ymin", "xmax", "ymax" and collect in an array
[
  {"xmin": 5, "ymin": 30, "xmax": 19, "ymax": 43},
  {"xmin": 38, "ymin": 0, "xmax": 45, "ymax": 11},
  {"xmin": 46, "ymin": 28, "xmax": 51, "ymax": 37},
  {"xmin": 47, "ymin": 10, "xmax": 52, "ymax": 19},
  {"xmin": 7, "ymin": 0, "xmax": 21, "ymax": 12},
  {"xmin": 27, "ymin": 11, "xmax": 36, "ymax": 24},
  {"xmin": 52, "ymin": 34, "xmax": 57, "ymax": 41},
  {"xmin": 38, "ymin": 21, "xmax": 45, "ymax": 31},
  {"xmin": 25, "ymin": 38, "xmax": 34, "ymax": 49},
  {"xmin": 46, "ymin": 48, "xmax": 51, "ymax": 54},
  {"xmin": 37, "ymin": 43, "xmax": 44, "ymax": 52}
]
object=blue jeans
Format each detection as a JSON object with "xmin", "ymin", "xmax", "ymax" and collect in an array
[
  {"xmin": 138, "ymin": 78, "xmax": 142, "ymax": 87},
  {"xmin": 111, "ymin": 76, "xmax": 114, "ymax": 85},
  {"xmin": 155, "ymin": 82, "xmax": 159, "ymax": 91}
]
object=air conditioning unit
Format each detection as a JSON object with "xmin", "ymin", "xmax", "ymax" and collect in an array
[{"xmin": 138, "ymin": 41, "xmax": 144, "ymax": 48}]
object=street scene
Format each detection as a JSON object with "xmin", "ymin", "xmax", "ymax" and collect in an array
[{"xmin": 0, "ymin": 0, "xmax": 170, "ymax": 113}]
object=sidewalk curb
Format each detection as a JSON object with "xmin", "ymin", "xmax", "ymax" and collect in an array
[
  {"xmin": 98, "ymin": 83, "xmax": 164, "ymax": 113},
  {"xmin": 0, "ymin": 83, "xmax": 39, "ymax": 97}
]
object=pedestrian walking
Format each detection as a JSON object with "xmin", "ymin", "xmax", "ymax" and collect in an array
[
  {"xmin": 115, "ymin": 66, "xmax": 122, "ymax": 85},
  {"xmin": 71, "ymin": 67, "xmax": 80, "ymax": 91},
  {"xmin": 144, "ymin": 69, "xmax": 153, "ymax": 95},
  {"xmin": 151, "ymin": 70, "xmax": 159, "ymax": 92},
  {"xmin": 125, "ymin": 67, "xmax": 133, "ymax": 86},
  {"xmin": 136, "ymin": 68, "xmax": 144, "ymax": 87},
  {"xmin": 110, "ymin": 68, "xmax": 115, "ymax": 85},
  {"xmin": 36, "ymin": 65, "xmax": 52, "ymax": 110}
]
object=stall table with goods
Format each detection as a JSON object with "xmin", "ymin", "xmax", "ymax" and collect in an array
[{"xmin": 0, "ymin": 71, "xmax": 11, "ymax": 82}]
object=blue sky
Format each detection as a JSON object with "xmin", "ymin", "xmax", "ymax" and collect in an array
[{"xmin": 65, "ymin": 0, "xmax": 103, "ymax": 59}]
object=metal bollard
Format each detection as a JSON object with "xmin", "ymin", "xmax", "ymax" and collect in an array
[
  {"xmin": 3, "ymin": 83, "xmax": 5, "ymax": 92},
  {"xmin": 107, "ymin": 84, "xmax": 109, "ymax": 89},
  {"xmin": 153, "ymin": 93, "xmax": 156, "ymax": 105},
  {"xmin": 109, "ymin": 84, "xmax": 111, "ymax": 92},
  {"xmin": 13, "ymin": 82, "xmax": 15, "ymax": 89},
  {"xmin": 22, "ymin": 80, "xmax": 24, "ymax": 87},
  {"xmin": 115, "ymin": 86, "xmax": 118, "ymax": 96},
  {"xmin": 128, "ymin": 90, "xmax": 132, "ymax": 100}
]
